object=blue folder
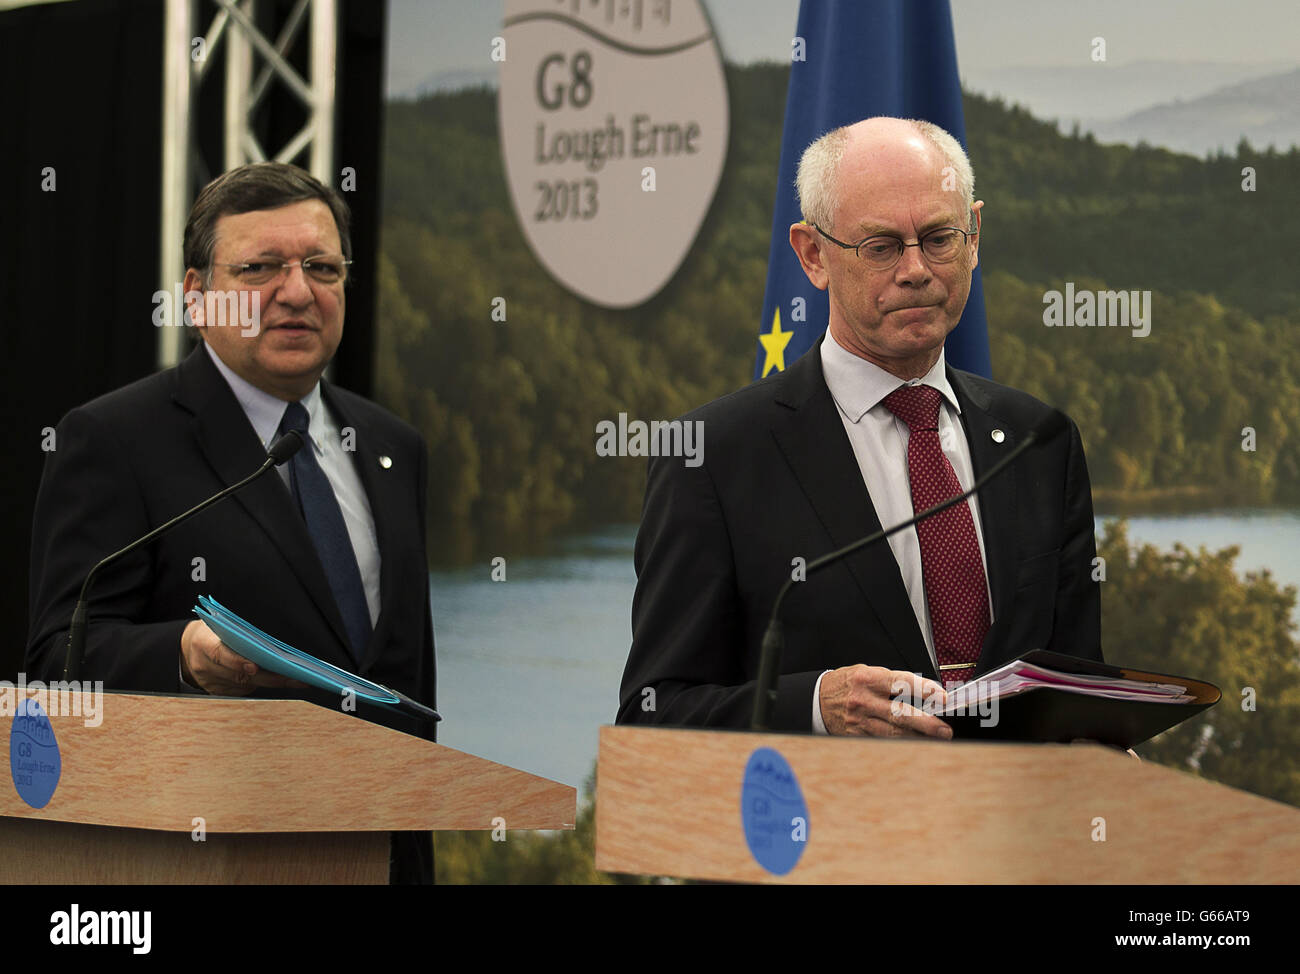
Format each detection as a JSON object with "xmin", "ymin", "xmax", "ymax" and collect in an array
[{"xmin": 194, "ymin": 594, "xmax": 440, "ymax": 723}]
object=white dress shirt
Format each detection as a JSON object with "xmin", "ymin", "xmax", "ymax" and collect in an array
[{"xmin": 811, "ymin": 331, "xmax": 993, "ymax": 732}]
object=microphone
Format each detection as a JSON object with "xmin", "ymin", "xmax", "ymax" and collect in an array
[
  {"xmin": 267, "ymin": 430, "xmax": 305, "ymax": 465},
  {"xmin": 61, "ymin": 431, "xmax": 306, "ymax": 682},
  {"xmin": 749, "ymin": 411, "xmax": 1068, "ymax": 730}
]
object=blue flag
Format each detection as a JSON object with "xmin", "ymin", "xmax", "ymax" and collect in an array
[{"xmin": 756, "ymin": 0, "xmax": 991, "ymax": 380}]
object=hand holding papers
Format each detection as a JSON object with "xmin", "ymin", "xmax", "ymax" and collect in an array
[
  {"xmin": 194, "ymin": 595, "xmax": 440, "ymax": 724},
  {"xmin": 904, "ymin": 650, "xmax": 1218, "ymax": 749}
]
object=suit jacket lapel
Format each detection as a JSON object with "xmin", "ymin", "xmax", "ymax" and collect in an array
[
  {"xmin": 171, "ymin": 345, "xmax": 355, "ymax": 664},
  {"xmin": 946, "ymin": 367, "xmax": 1019, "ymax": 673},
  {"xmin": 768, "ymin": 347, "xmax": 934, "ymax": 678},
  {"xmin": 320, "ymin": 384, "xmax": 404, "ymax": 674}
]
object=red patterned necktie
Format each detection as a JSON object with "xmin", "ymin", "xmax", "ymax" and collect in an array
[{"xmin": 882, "ymin": 384, "xmax": 990, "ymax": 689}]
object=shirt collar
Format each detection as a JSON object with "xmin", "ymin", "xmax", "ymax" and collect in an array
[
  {"xmin": 201, "ymin": 341, "xmax": 326, "ymax": 452},
  {"xmin": 819, "ymin": 329, "xmax": 960, "ymax": 424}
]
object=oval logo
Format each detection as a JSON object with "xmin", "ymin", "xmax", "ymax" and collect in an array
[
  {"xmin": 740, "ymin": 746, "xmax": 809, "ymax": 876},
  {"xmin": 498, "ymin": 0, "xmax": 728, "ymax": 308},
  {"xmin": 10, "ymin": 697, "xmax": 61, "ymax": 809}
]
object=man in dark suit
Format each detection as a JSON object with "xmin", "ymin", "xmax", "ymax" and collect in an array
[
  {"xmin": 618, "ymin": 117, "xmax": 1102, "ymax": 735},
  {"xmin": 26, "ymin": 162, "xmax": 436, "ymax": 881}
]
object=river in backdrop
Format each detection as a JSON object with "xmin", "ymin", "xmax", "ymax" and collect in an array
[{"xmin": 429, "ymin": 511, "xmax": 1300, "ymax": 801}]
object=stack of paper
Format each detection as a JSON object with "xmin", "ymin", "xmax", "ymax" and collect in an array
[
  {"xmin": 919, "ymin": 649, "xmax": 1217, "ymax": 747},
  {"xmin": 942, "ymin": 659, "xmax": 1195, "ymax": 715}
]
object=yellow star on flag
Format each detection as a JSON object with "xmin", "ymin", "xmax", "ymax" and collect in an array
[{"xmin": 759, "ymin": 308, "xmax": 794, "ymax": 377}]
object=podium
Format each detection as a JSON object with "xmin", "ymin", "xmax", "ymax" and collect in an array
[
  {"xmin": 2, "ymin": 688, "xmax": 575, "ymax": 883},
  {"xmin": 595, "ymin": 725, "xmax": 1300, "ymax": 883}
]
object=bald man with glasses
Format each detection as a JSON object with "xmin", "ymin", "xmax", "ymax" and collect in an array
[{"xmin": 618, "ymin": 117, "xmax": 1102, "ymax": 736}]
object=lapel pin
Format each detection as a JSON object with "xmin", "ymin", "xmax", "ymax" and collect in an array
[
  {"xmin": 991, "ymin": 429, "xmax": 1005, "ymax": 443},
  {"xmin": 379, "ymin": 455, "xmax": 393, "ymax": 469}
]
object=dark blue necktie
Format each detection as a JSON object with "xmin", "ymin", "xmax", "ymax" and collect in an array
[{"xmin": 278, "ymin": 401, "xmax": 372, "ymax": 660}]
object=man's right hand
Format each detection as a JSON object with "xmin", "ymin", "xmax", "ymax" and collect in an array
[
  {"xmin": 818, "ymin": 664, "xmax": 954, "ymax": 738},
  {"xmin": 180, "ymin": 619, "xmax": 307, "ymax": 695}
]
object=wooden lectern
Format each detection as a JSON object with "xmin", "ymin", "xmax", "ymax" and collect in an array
[
  {"xmin": 595, "ymin": 725, "xmax": 1300, "ymax": 883},
  {"xmin": 2, "ymin": 688, "xmax": 575, "ymax": 883}
]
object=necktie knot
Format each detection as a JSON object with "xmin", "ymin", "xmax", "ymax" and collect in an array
[
  {"xmin": 883, "ymin": 384, "xmax": 943, "ymax": 431},
  {"xmin": 279, "ymin": 401, "xmax": 310, "ymax": 437}
]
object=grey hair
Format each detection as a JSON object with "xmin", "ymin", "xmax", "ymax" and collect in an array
[
  {"xmin": 795, "ymin": 118, "xmax": 975, "ymax": 232},
  {"xmin": 183, "ymin": 162, "xmax": 352, "ymax": 287}
]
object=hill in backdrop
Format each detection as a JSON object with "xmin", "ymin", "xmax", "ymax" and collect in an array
[
  {"xmin": 1084, "ymin": 67, "xmax": 1300, "ymax": 156},
  {"xmin": 379, "ymin": 63, "xmax": 1300, "ymax": 560}
]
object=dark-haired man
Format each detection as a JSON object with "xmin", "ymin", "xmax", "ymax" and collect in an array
[{"xmin": 27, "ymin": 162, "xmax": 436, "ymax": 882}]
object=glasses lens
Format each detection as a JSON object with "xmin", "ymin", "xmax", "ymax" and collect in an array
[
  {"xmin": 231, "ymin": 263, "xmax": 275, "ymax": 285},
  {"xmin": 229, "ymin": 258, "xmax": 346, "ymax": 285},
  {"xmin": 304, "ymin": 259, "xmax": 344, "ymax": 283},
  {"xmin": 921, "ymin": 229, "xmax": 965, "ymax": 262},
  {"xmin": 857, "ymin": 237, "xmax": 903, "ymax": 268}
]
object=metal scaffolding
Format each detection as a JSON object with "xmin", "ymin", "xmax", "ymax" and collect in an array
[{"xmin": 159, "ymin": 0, "xmax": 337, "ymax": 367}]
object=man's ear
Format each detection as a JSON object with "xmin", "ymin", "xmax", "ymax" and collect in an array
[
  {"xmin": 969, "ymin": 200, "xmax": 984, "ymax": 272},
  {"xmin": 182, "ymin": 268, "xmax": 205, "ymax": 328},
  {"xmin": 788, "ymin": 223, "xmax": 830, "ymax": 291}
]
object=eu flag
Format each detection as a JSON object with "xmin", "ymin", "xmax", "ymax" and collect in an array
[{"xmin": 755, "ymin": 0, "xmax": 991, "ymax": 380}]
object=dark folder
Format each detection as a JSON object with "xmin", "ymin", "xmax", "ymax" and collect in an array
[{"xmin": 940, "ymin": 650, "xmax": 1220, "ymax": 749}]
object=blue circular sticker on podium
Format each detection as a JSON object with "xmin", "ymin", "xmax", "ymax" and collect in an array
[
  {"xmin": 740, "ymin": 747, "xmax": 809, "ymax": 875},
  {"xmin": 10, "ymin": 698, "xmax": 61, "ymax": 808}
]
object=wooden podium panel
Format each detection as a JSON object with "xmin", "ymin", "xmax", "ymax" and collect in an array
[
  {"xmin": 595, "ymin": 725, "xmax": 1300, "ymax": 883},
  {"xmin": 3, "ymin": 688, "xmax": 576, "ymax": 883},
  {"xmin": 2, "ymin": 690, "xmax": 573, "ymax": 833},
  {"xmin": 1, "ymin": 818, "xmax": 390, "ymax": 884}
]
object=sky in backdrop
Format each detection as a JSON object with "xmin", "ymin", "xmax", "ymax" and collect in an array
[{"xmin": 388, "ymin": 0, "xmax": 1300, "ymax": 115}]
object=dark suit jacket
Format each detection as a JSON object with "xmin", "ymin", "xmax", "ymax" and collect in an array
[
  {"xmin": 26, "ymin": 342, "xmax": 437, "ymax": 879},
  {"xmin": 617, "ymin": 338, "xmax": 1102, "ymax": 731}
]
